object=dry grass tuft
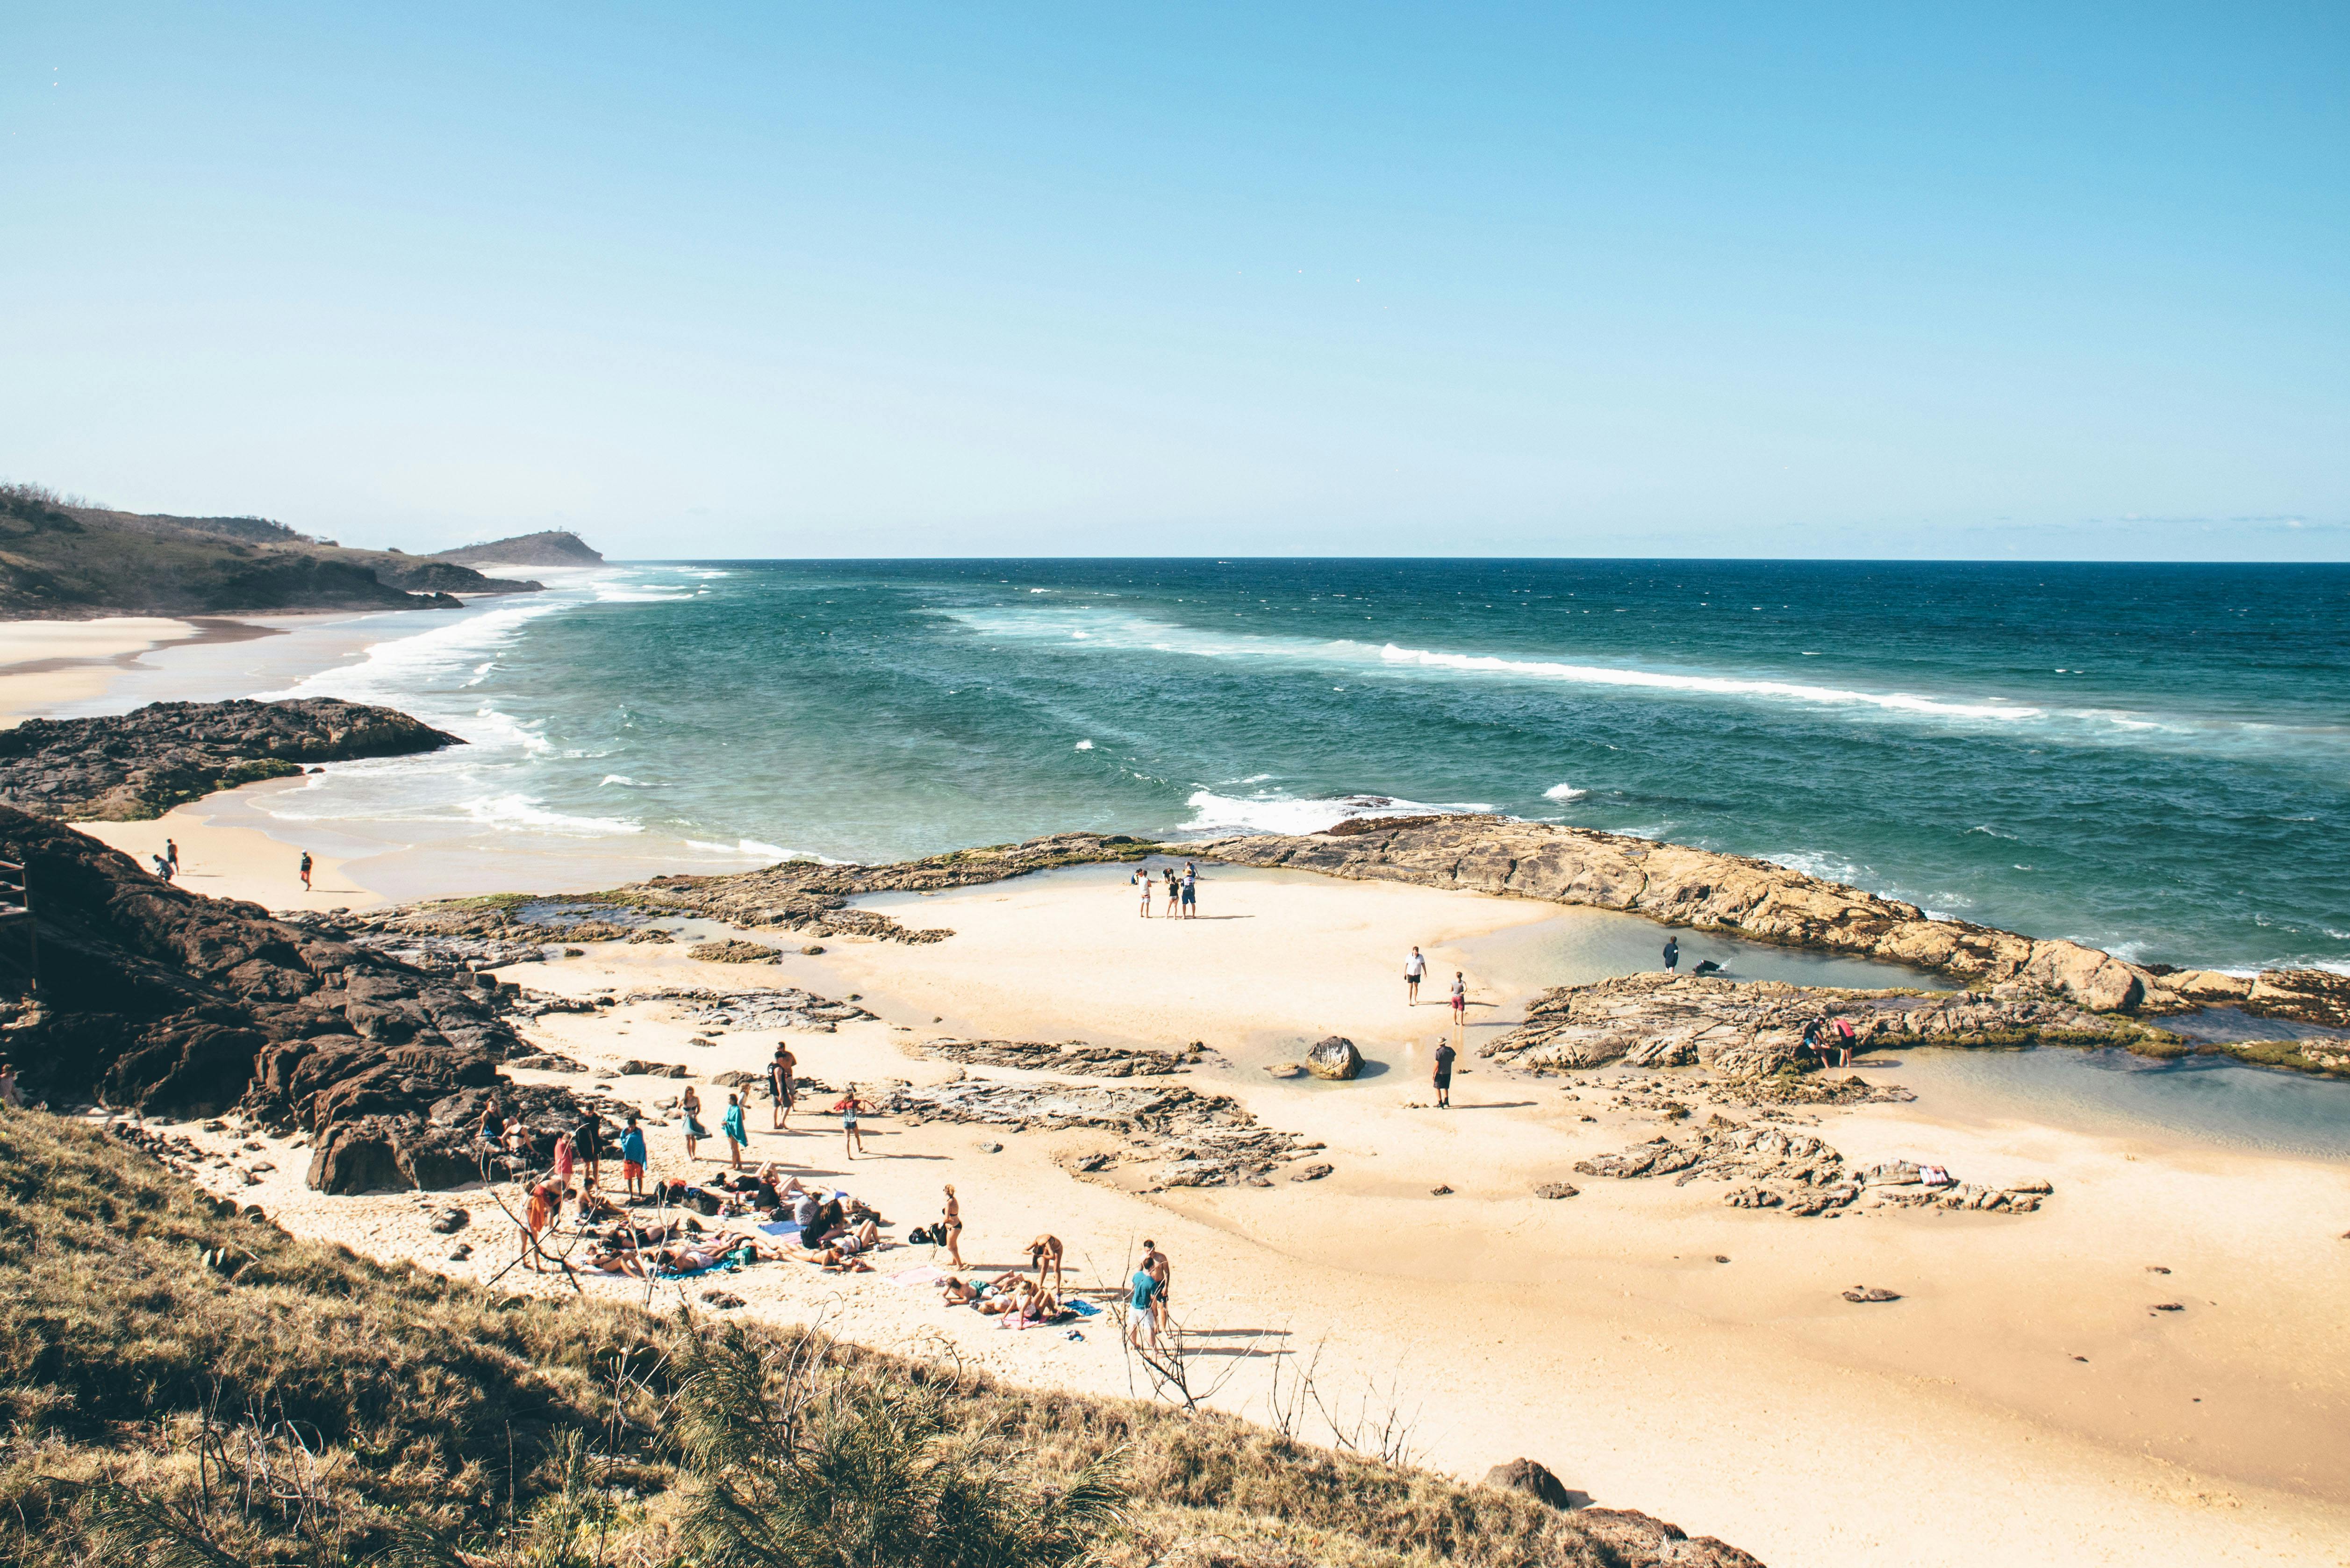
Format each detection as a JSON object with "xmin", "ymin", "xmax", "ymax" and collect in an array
[{"xmin": 0, "ymin": 1110, "xmax": 1751, "ymax": 1567}]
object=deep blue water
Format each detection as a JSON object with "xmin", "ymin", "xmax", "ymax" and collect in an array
[{"xmin": 262, "ymin": 558, "xmax": 2350, "ymax": 976}]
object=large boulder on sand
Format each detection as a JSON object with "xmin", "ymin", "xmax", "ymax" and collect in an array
[
  {"xmin": 1304, "ymin": 1036, "xmax": 1362, "ymax": 1080},
  {"xmin": 1486, "ymin": 1457, "xmax": 1579, "ymax": 1511}
]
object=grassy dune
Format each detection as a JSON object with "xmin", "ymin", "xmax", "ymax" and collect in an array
[{"xmin": 0, "ymin": 1111, "xmax": 1753, "ymax": 1568}]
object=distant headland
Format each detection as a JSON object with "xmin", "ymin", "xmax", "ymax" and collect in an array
[{"xmin": 0, "ymin": 480, "xmax": 602, "ymax": 618}]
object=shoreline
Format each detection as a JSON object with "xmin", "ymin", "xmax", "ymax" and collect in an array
[
  {"xmin": 125, "ymin": 862, "xmax": 2350, "ymax": 1568},
  {"xmin": 6, "ymin": 609, "xmax": 2347, "ymax": 1563}
]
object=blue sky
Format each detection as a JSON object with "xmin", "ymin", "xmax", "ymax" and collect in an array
[{"xmin": 3, "ymin": 4, "xmax": 2344, "ymax": 559}]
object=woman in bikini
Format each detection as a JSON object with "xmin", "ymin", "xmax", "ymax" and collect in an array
[
  {"xmin": 940, "ymin": 1183, "xmax": 965, "ymax": 1269},
  {"xmin": 681, "ymin": 1083, "xmax": 706, "ymax": 1160}
]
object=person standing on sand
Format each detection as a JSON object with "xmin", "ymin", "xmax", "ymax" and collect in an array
[
  {"xmin": 1133, "ymin": 863, "xmax": 1154, "ymax": 918},
  {"xmin": 574, "ymin": 1112, "xmax": 603, "ymax": 1186},
  {"xmin": 1449, "ymin": 972, "xmax": 1467, "ymax": 1034},
  {"xmin": 1405, "ymin": 946, "xmax": 1427, "ymax": 1004},
  {"xmin": 940, "ymin": 1184, "xmax": 965, "ymax": 1268},
  {"xmin": 836, "ymin": 1087, "xmax": 867, "ymax": 1158},
  {"xmin": 1662, "ymin": 936, "xmax": 1679, "ymax": 973},
  {"xmin": 681, "ymin": 1083, "xmax": 706, "ymax": 1160},
  {"xmin": 552, "ymin": 1129, "xmax": 577, "ymax": 1192},
  {"xmin": 1027, "ymin": 1233, "xmax": 1064, "ymax": 1290},
  {"xmin": 618, "ymin": 1115, "xmax": 648, "ymax": 1198},
  {"xmin": 1182, "ymin": 861, "xmax": 1198, "ymax": 919},
  {"xmin": 768, "ymin": 1044, "xmax": 796, "ymax": 1130},
  {"xmin": 1162, "ymin": 868, "xmax": 1180, "ymax": 917},
  {"xmin": 165, "ymin": 838, "xmax": 179, "ymax": 876},
  {"xmin": 721, "ymin": 1093, "xmax": 748, "ymax": 1168},
  {"xmin": 1833, "ymin": 1016, "xmax": 1857, "ymax": 1067},
  {"xmin": 1433, "ymin": 1038, "xmax": 1455, "ymax": 1108},
  {"xmin": 523, "ymin": 1182, "xmax": 556, "ymax": 1272},
  {"xmin": 1144, "ymin": 1239, "xmax": 1172, "ymax": 1338},
  {"xmin": 1127, "ymin": 1256, "xmax": 1161, "ymax": 1350},
  {"xmin": 298, "ymin": 852, "xmax": 313, "ymax": 891}
]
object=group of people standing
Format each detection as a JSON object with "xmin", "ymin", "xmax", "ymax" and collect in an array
[
  {"xmin": 672, "ymin": 1043, "xmax": 871, "ymax": 1167},
  {"xmin": 1131, "ymin": 860, "xmax": 1202, "ymax": 918},
  {"xmin": 1404, "ymin": 945, "xmax": 1470, "ymax": 1108}
]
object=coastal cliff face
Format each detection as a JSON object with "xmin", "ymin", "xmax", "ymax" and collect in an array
[
  {"xmin": 0, "ymin": 698, "xmax": 462, "ymax": 820},
  {"xmin": 0, "ymin": 807, "xmax": 574, "ymax": 1192}
]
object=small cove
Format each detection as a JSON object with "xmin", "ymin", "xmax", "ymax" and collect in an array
[{"xmin": 1859, "ymin": 1045, "xmax": 2350, "ymax": 1160}]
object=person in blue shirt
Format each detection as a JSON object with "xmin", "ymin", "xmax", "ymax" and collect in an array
[
  {"xmin": 1127, "ymin": 1261, "xmax": 1161, "ymax": 1350},
  {"xmin": 618, "ymin": 1114, "xmax": 649, "ymax": 1199},
  {"xmin": 721, "ymin": 1094, "xmax": 748, "ymax": 1169}
]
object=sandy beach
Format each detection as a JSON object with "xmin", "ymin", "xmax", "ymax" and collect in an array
[
  {"xmin": 132, "ymin": 866, "xmax": 2350, "ymax": 1568},
  {"xmin": 11, "ymin": 613, "xmax": 2350, "ymax": 1566}
]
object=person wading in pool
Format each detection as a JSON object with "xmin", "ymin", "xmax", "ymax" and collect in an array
[{"xmin": 1663, "ymin": 936, "xmax": 1680, "ymax": 973}]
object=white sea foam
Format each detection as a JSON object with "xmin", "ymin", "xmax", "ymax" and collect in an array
[
  {"xmin": 1074, "ymin": 739, "xmax": 1095, "ymax": 750},
  {"xmin": 1543, "ymin": 782, "xmax": 1588, "ymax": 802},
  {"xmin": 1372, "ymin": 643, "xmax": 2044, "ymax": 722},
  {"xmin": 458, "ymin": 795, "xmax": 644, "ymax": 836},
  {"xmin": 939, "ymin": 606, "xmax": 2078, "ymax": 730},
  {"xmin": 1178, "ymin": 789, "xmax": 1491, "ymax": 837},
  {"xmin": 685, "ymin": 838, "xmax": 845, "ymax": 865},
  {"xmin": 258, "ymin": 596, "xmax": 573, "ymax": 712}
]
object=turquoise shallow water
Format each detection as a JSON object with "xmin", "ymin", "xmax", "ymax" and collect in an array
[{"xmin": 251, "ymin": 558, "xmax": 2349, "ymax": 977}]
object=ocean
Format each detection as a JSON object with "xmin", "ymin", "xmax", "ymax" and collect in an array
[{"xmin": 244, "ymin": 558, "xmax": 2348, "ymax": 977}]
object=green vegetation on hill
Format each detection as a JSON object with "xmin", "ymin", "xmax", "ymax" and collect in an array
[
  {"xmin": 0, "ymin": 1110, "xmax": 1753, "ymax": 1567},
  {"xmin": 0, "ymin": 484, "xmax": 545, "ymax": 617},
  {"xmin": 435, "ymin": 530, "xmax": 604, "ymax": 568}
]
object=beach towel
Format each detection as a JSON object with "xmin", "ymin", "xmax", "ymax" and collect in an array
[
  {"xmin": 757, "ymin": 1220, "xmax": 803, "ymax": 1239},
  {"xmin": 998, "ymin": 1306, "xmax": 1080, "ymax": 1331},
  {"xmin": 889, "ymin": 1264, "xmax": 946, "ymax": 1287},
  {"xmin": 1065, "ymin": 1298, "xmax": 1101, "ymax": 1317}
]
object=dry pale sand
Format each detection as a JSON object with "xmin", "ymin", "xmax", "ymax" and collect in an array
[
  {"xmin": 79, "ymin": 800, "xmax": 386, "ymax": 913},
  {"xmin": 132, "ymin": 861, "xmax": 2350, "ymax": 1568},
  {"xmin": 0, "ymin": 616, "xmax": 208, "ymax": 721}
]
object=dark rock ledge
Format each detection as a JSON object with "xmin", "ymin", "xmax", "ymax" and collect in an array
[
  {"xmin": 0, "ymin": 698, "xmax": 461, "ymax": 820},
  {"xmin": 0, "ymin": 805, "xmax": 576, "ymax": 1194}
]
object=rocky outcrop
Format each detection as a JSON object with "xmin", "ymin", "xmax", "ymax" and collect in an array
[
  {"xmin": 597, "ymin": 831, "xmax": 1154, "ymax": 944},
  {"xmin": 1191, "ymin": 817, "xmax": 2350, "ymax": 1029},
  {"xmin": 1573, "ymin": 1114, "xmax": 2051, "ymax": 1217},
  {"xmin": 2240, "ymin": 969, "xmax": 2350, "ymax": 1030},
  {"xmin": 637, "ymin": 986, "xmax": 876, "ymax": 1034},
  {"xmin": 0, "ymin": 807, "xmax": 580, "ymax": 1194},
  {"xmin": 1483, "ymin": 972, "xmax": 2350, "ymax": 1078},
  {"xmin": 911, "ymin": 1037, "xmax": 1203, "ymax": 1078},
  {"xmin": 1485, "ymin": 973, "xmax": 2164, "ymax": 1074},
  {"xmin": 0, "ymin": 699, "xmax": 461, "ymax": 820},
  {"xmin": 1485, "ymin": 1457, "xmax": 1582, "ymax": 1511},
  {"xmin": 880, "ymin": 1078, "xmax": 1326, "ymax": 1189},
  {"xmin": 1197, "ymin": 816, "xmax": 2149, "ymax": 999},
  {"xmin": 1304, "ymin": 1035, "xmax": 1364, "ymax": 1080},
  {"xmin": 686, "ymin": 938, "xmax": 779, "ymax": 963}
]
